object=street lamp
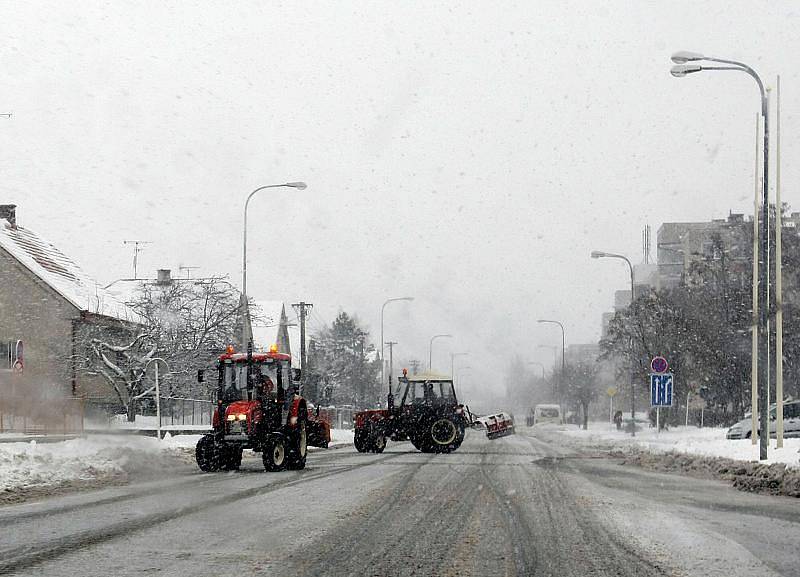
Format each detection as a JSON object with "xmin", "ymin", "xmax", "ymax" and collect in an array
[
  {"xmin": 591, "ymin": 250, "xmax": 637, "ymax": 436},
  {"xmin": 455, "ymin": 366, "xmax": 472, "ymax": 395},
  {"xmin": 241, "ymin": 182, "xmax": 308, "ymax": 348},
  {"xmin": 538, "ymin": 320, "xmax": 565, "ymax": 406},
  {"xmin": 242, "ymin": 182, "xmax": 306, "ymax": 347},
  {"xmin": 450, "ymin": 351, "xmax": 469, "ymax": 379},
  {"xmin": 144, "ymin": 357, "xmax": 169, "ymax": 440},
  {"xmin": 669, "ymin": 50, "xmax": 770, "ymax": 460},
  {"xmin": 429, "ymin": 334, "xmax": 453, "ymax": 371},
  {"xmin": 528, "ymin": 361, "xmax": 545, "ymax": 380},
  {"xmin": 380, "ymin": 297, "xmax": 414, "ymax": 391}
]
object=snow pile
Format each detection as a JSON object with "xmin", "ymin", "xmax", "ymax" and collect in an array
[
  {"xmin": 0, "ymin": 435, "xmax": 183, "ymax": 498},
  {"xmin": 558, "ymin": 424, "xmax": 800, "ymax": 469}
]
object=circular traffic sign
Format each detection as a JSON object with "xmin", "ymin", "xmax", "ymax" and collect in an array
[{"xmin": 650, "ymin": 356, "xmax": 668, "ymax": 374}]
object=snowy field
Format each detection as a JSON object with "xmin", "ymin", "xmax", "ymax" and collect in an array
[
  {"xmin": 0, "ymin": 429, "xmax": 355, "ymax": 500},
  {"xmin": 550, "ymin": 423, "xmax": 800, "ymax": 468}
]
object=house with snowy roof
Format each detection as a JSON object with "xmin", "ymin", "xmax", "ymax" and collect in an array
[{"xmin": 0, "ymin": 204, "xmax": 141, "ymax": 403}]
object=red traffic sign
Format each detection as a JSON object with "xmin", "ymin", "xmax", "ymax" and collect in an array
[{"xmin": 650, "ymin": 356, "xmax": 669, "ymax": 374}]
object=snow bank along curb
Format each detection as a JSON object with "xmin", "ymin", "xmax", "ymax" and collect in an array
[
  {"xmin": 0, "ymin": 429, "xmax": 355, "ymax": 504},
  {"xmin": 543, "ymin": 424, "xmax": 800, "ymax": 498},
  {"xmin": 616, "ymin": 449, "xmax": 800, "ymax": 498}
]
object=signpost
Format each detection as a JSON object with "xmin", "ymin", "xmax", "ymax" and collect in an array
[{"xmin": 650, "ymin": 357, "xmax": 673, "ymax": 433}]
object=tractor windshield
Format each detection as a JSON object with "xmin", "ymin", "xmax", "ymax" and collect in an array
[
  {"xmin": 404, "ymin": 380, "xmax": 456, "ymax": 406},
  {"xmin": 221, "ymin": 362, "xmax": 279, "ymax": 402}
]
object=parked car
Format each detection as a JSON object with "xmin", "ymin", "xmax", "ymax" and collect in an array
[{"xmin": 726, "ymin": 400, "xmax": 800, "ymax": 439}]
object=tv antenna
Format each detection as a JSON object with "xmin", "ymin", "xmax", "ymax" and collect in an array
[
  {"xmin": 179, "ymin": 266, "xmax": 200, "ymax": 279},
  {"xmin": 123, "ymin": 240, "xmax": 152, "ymax": 279}
]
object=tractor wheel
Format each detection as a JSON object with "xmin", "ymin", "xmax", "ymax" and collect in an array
[
  {"xmin": 371, "ymin": 432, "xmax": 386, "ymax": 454},
  {"xmin": 287, "ymin": 421, "xmax": 308, "ymax": 470},
  {"xmin": 262, "ymin": 436, "xmax": 287, "ymax": 472},
  {"xmin": 195, "ymin": 435, "xmax": 223, "ymax": 472},
  {"xmin": 430, "ymin": 417, "xmax": 459, "ymax": 449},
  {"xmin": 354, "ymin": 428, "xmax": 371, "ymax": 452},
  {"xmin": 410, "ymin": 431, "xmax": 434, "ymax": 453},
  {"xmin": 222, "ymin": 445, "xmax": 243, "ymax": 471}
]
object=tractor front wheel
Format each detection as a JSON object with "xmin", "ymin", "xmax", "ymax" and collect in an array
[
  {"xmin": 371, "ymin": 432, "xmax": 386, "ymax": 454},
  {"xmin": 263, "ymin": 436, "xmax": 287, "ymax": 472},
  {"xmin": 196, "ymin": 435, "xmax": 224, "ymax": 472}
]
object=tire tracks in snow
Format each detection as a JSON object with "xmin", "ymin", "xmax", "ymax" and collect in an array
[{"xmin": 0, "ymin": 450, "xmax": 408, "ymax": 575}]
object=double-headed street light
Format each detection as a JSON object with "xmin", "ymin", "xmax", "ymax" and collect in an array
[
  {"xmin": 670, "ymin": 50, "xmax": 770, "ymax": 460},
  {"xmin": 592, "ymin": 250, "xmax": 637, "ymax": 436},
  {"xmin": 380, "ymin": 297, "xmax": 414, "ymax": 390},
  {"xmin": 429, "ymin": 334, "xmax": 453, "ymax": 371},
  {"xmin": 241, "ymin": 182, "xmax": 308, "ymax": 348}
]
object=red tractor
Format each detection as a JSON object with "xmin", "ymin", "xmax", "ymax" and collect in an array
[
  {"xmin": 195, "ymin": 344, "xmax": 330, "ymax": 472},
  {"xmin": 353, "ymin": 371, "xmax": 473, "ymax": 454}
]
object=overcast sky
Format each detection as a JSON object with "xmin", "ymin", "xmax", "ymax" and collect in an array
[{"xmin": 2, "ymin": 1, "xmax": 798, "ymax": 404}]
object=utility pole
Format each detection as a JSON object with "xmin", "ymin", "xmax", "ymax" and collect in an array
[
  {"xmin": 123, "ymin": 240, "xmax": 151, "ymax": 279},
  {"xmin": 291, "ymin": 302, "xmax": 313, "ymax": 398},
  {"xmin": 385, "ymin": 341, "xmax": 397, "ymax": 392}
]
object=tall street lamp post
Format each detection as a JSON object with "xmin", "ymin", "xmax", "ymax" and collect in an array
[
  {"xmin": 591, "ymin": 251, "xmax": 637, "ymax": 436},
  {"xmin": 380, "ymin": 297, "xmax": 414, "ymax": 391},
  {"xmin": 538, "ymin": 320, "xmax": 566, "ymax": 408},
  {"xmin": 671, "ymin": 51, "xmax": 769, "ymax": 460},
  {"xmin": 242, "ymin": 182, "xmax": 307, "ymax": 348},
  {"xmin": 528, "ymin": 361, "xmax": 545, "ymax": 380},
  {"xmin": 450, "ymin": 351, "xmax": 468, "ymax": 379},
  {"xmin": 429, "ymin": 334, "xmax": 453, "ymax": 371}
]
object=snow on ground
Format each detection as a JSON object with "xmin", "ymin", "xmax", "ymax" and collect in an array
[
  {"xmin": 551, "ymin": 423, "xmax": 800, "ymax": 468},
  {"xmin": 0, "ymin": 428, "xmax": 355, "ymax": 499}
]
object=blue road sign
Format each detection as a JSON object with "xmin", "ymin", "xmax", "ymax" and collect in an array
[{"xmin": 650, "ymin": 373, "xmax": 674, "ymax": 407}]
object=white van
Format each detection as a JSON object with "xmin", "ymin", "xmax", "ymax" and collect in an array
[{"xmin": 533, "ymin": 404, "xmax": 562, "ymax": 425}]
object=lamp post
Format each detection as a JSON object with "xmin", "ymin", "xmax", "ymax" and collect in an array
[
  {"xmin": 528, "ymin": 361, "xmax": 545, "ymax": 380},
  {"xmin": 380, "ymin": 297, "xmax": 414, "ymax": 391},
  {"xmin": 538, "ymin": 320, "xmax": 566, "ymax": 408},
  {"xmin": 670, "ymin": 51, "xmax": 769, "ymax": 460},
  {"xmin": 241, "ymin": 182, "xmax": 307, "ymax": 348},
  {"xmin": 591, "ymin": 250, "xmax": 637, "ymax": 436},
  {"xmin": 144, "ymin": 357, "xmax": 169, "ymax": 440},
  {"xmin": 429, "ymin": 334, "xmax": 453, "ymax": 371},
  {"xmin": 538, "ymin": 344, "xmax": 559, "ymax": 398},
  {"xmin": 450, "ymin": 351, "xmax": 468, "ymax": 379}
]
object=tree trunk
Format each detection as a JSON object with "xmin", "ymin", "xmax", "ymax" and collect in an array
[
  {"xmin": 127, "ymin": 398, "xmax": 136, "ymax": 422},
  {"xmin": 581, "ymin": 400, "xmax": 589, "ymax": 430}
]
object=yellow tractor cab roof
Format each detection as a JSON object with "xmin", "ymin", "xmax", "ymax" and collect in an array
[{"xmin": 405, "ymin": 371, "xmax": 453, "ymax": 383}]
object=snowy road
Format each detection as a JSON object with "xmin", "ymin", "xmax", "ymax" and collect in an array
[{"xmin": 1, "ymin": 430, "xmax": 799, "ymax": 576}]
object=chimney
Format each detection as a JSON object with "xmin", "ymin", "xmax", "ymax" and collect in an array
[
  {"xmin": 156, "ymin": 269, "xmax": 172, "ymax": 285},
  {"xmin": 0, "ymin": 204, "xmax": 16, "ymax": 227}
]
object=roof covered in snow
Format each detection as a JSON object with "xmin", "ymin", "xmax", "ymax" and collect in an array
[{"xmin": 0, "ymin": 219, "xmax": 140, "ymax": 323}]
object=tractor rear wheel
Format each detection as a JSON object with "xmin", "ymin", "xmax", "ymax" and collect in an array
[
  {"xmin": 195, "ymin": 435, "xmax": 224, "ymax": 472},
  {"xmin": 222, "ymin": 445, "xmax": 243, "ymax": 470},
  {"xmin": 287, "ymin": 421, "xmax": 308, "ymax": 470},
  {"xmin": 354, "ymin": 428, "xmax": 370, "ymax": 452},
  {"xmin": 262, "ymin": 436, "xmax": 287, "ymax": 472},
  {"xmin": 430, "ymin": 417, "xmax": 458, "ymax": 448}
]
